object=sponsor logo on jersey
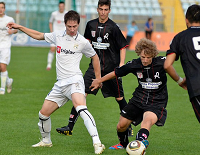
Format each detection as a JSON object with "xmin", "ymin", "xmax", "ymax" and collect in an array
[
  {"xmin": 91, "ymin": 31, "xmax": 96, "ymax": 37},
  {"xmin": 70, "ymin": 114, "xmax": 74, "ymax": 118},
  {"xmin": 104, "ymin": 33, "xmax": 109, "ymax": 40},
  {"xmin": 57, "ymin": 46, "xmax": 61, "ymax": 53},
  {"xmin": 139, "ymin": 81, "xmax": 162, "ymax": 89},
  {"xmin": 61, "ymin": 49, "xmax": 75, "ymax": 54},
  {"xmin": 92, "ymin": 41, "xmax": 110, "ymax": 49},
  {"xmin": 137, "ymin": 72, "xmax": 143, "ymax": 79},
  {"xmin": 154, "ymin": 72, "xmax": 160, "ymax": 79}
]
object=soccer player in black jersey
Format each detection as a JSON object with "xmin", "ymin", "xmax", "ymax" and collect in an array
[
  {"xmin": 90, "ymin": 38, "xmax": 171, "ymax": 151},
  {"xmin": 56, "ymin": 0, "xmax": 133, "ymax": 137},
  {"xmin": 165, "ymin": 4, "xmax": 200, "ymax": 123}
]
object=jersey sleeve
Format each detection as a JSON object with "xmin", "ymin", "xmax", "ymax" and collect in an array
[
  {"xmin": 115, "ymin": 60, "xmax": 134, "ymax": 77},
  {"xmin": 112, "ymin": 24, "xmax": 128, "ymax": 49},
  {"xmin": 49, "ymin": 12, "xmax": 54, "ymax": 23},
  {"xmin": 82, "ymin": 39, "xmax": 96, "ymax": 58},
  {"xmin": 44, "ymin": 32, "xmax": 56, "ymax": 44},
  {"xmin": 166, "ymin": 34, "xmax": 180, "ymax": 61},
  {"xmin": 84, "ymin": 22, "xmax": 92, "ymax": 41}
]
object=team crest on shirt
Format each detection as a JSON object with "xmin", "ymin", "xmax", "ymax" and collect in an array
[
  {"xmin": 91, "ymin": 31, "xmax": 96, "ymax": 37},
  {"xmin": 74, "ymin": 44, "xmax": 78, "ymax": 49},
  {"xmin": 137, "ymin": 72, "xmax": 143, "ymax": 79},
  {"xmin": 57, "ymin": 46, "xmax": 61, "ymax": 53}
]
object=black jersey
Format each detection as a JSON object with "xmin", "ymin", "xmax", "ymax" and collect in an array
[
  {"xmin": 115, "ymin": 56, "xmax": 168, "ymax": 108},
  {"xmin": 84, "ymin": 18, "xmax": 128, "ymax": 73},
  {"xmin": 166, "ymin": 27, "xmax": 200, "ymax": 99}
]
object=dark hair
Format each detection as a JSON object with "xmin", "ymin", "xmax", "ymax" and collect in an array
[
  {"xmin": 186, "ymin": 4, "xmax": 200, "ymax": 23},
  {"xmin": 0, "ymin": 2, "xmax": 5, "ymax": 8},
  {"xmin": 98, "ymin": 0, "xmax": 111, "ymax": 9},
  {"xmin": 59, "ymin": 1, "xmax": 65, "ymax": 5},
  {"xmin": 64, "ymin": 10, "xmax": 80, "ymax": 24}
]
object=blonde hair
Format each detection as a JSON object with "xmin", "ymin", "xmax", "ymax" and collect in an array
[{"xmin": 135, "ymin": 38, "xmax": 159, "ymax": 57}]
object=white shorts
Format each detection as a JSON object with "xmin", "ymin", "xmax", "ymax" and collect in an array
[
  {"xmin": 45, "ymin": 75, "xmax": 85, "ymax": 107},
  {"xmin": 0, "ymin": 48, "xmax": 11, "ymax": 65}
]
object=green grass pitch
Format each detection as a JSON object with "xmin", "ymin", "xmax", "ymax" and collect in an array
[{"xmin": 0, "ymin": 46, "xmax": 199, "ymax": 155}]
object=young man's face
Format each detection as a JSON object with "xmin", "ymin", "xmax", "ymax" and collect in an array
[
  {"xmin": 59, "ymin": 3, "xmax": 65, "ymax": 13},
  {"xmin": 0, "ymin": 4, "xmax": 5, "ymax": 17},
  {"xmin": 97, "ymin": 5, "xmax": 110, "ymax": 22},
  {"xmin": 140, "ymin": 50, "xmax": 153, "ymax": 66},
  {"xmin": 66, "ymin": 20, "xmax": 79, "ymax": 37}
]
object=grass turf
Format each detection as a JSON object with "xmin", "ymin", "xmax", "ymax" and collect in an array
[{"xmin": 0, "ymin": 46, "xmax": 199, "ymax": 155}]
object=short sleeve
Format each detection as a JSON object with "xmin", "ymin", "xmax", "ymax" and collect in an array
[
  {"xmin": 166, "ymin": 35, "xmax": 180, "ymax": 61},
  {"xmin": 82, "ymin": 39, "xmax": 96, "ymax": 58},
  {"xmin": 44, "ymin": 32, "xmax": 56, "ymax": 44}
]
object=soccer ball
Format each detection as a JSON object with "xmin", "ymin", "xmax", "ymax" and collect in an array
[{"xmin": 126, "ymin": 140, "xmax": 146, "ymax": 155}]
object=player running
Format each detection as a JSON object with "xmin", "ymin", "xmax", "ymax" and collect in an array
[
  {"xmin": 7, "ymin": 10, "xmax": 105, "ymax": 154},
  {"xmin": 0, "ymin": 2, "xmax": 17, "ymax": 95},
  {"xmin": 56, "ymin": 0, "xmax": 134, "ymax": 138},
  {"xmin": 164, "ymin": 4, "xmax": 200, "ymax": 123},
  {"xmin": 90, "ymin": 38, "xmax": 173, "ymax": 152}
]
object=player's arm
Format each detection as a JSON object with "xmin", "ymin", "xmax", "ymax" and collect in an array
[
  {"xmin": 90, "ymin": 71, "xmax": 116, "ymax": 91},
  {"xmin": 164, "ymin": 53, "xmax": 187, "ymax": 90},
  {"xmin": 7, "ymin": 22, "xmax": 44, "ymax": 40},
  {"xmin": 91, "ymin": 54, "xmax": 101, "ymax": 80},
  {"xmin": 119, "ymin": 47, "xmax": 126, "ymax": 67}
]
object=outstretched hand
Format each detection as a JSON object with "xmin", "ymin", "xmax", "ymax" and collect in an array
[
  {"xmin": 7, "ymin": 22, "xmax": 20, "ymax": 29},
  {"xmin": 89, "ymin": 79, "xmax": 102, "ymax": 91}
]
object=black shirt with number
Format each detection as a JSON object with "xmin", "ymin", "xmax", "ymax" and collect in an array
[
  {"xmin": 84, "ymin": 18, "xmax": 128, "ymax": 74},
  {"xmin": 166, "ymin": 27, "xmax": 200, "ymax": 99},
  {"xmin": 115, "ymin": 56, "xmax": 168, "ymax": 108}
]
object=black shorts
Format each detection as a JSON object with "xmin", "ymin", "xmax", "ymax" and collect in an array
[
  {"xmin": 84, "ymin": 67, "xmax": 124, "ymax": 98},
  {"xmin": 120, "ymin": 97, "xmax": 167, "ymax": 126},
  {"xmin": 190, "ymin": 96, "xmax": 200, "ymax": 123},
  {"xmin": 126, "ymin": 36, "xmax": 132, "ymax": 45}
]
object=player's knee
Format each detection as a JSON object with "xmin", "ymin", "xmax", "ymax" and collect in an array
[{"xmin": 117, "ymin": 122, "xmax": 127, "ymax": 132}]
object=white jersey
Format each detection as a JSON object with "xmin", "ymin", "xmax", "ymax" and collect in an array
[
  {"xmin": 44, "ymin": 30, "xmax": 96, "ymax": 80},
  {"xmin": 49, "ymin": 10, "xmax": 67, "ymax": 31},
  {"xmin": 0, "ymin": 15, "xmax": 15, "ymax": 48}
]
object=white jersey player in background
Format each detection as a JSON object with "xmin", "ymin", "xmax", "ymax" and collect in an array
[
  {"xmin": 7, "ymin": 10, "xmax": 105, "ymax": 154},
  {"xmin": 46, "ymin": 1, "xmax": 67, "ymax": 70},
  {"xmin": 0, "ymin": 2, "xmax": 18, "ymax": 95}
]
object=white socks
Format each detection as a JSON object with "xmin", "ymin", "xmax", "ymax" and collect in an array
[
  {"xmin": 76, "ymin": 105, "xmax": 101, "ymax": 144},
  {"xmin": 47, "ymin": 50, "xmax": 54, "ymax": 67},
  {"xmin": 1, "ymin": 71, "xmax": 8, "ymax": 89},
  {"xmin": 38, "ymin": 111, "xmax": 51, "ymax": 143}
]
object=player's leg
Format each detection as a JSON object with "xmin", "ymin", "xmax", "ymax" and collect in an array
[
  {"xmin": 56, "ymin": 106, "xmax": 78, "ymax": 135},
  {"xmin": 191, "ymin": 96, "xmax": 200, "ymax": 123},
  {"xmin": 0, "ymin": 48, "xmax": 12, "ymax": 94},
  {"xmin": 135, "ymin": 111, "xmax": 158, "ymax": 149},
  {"xmin": 109, "ymin": 116, "xmax": 132, "ymax": 149},
  {"xmin": 46, "ymin": 45, "xmax": 55, "ymax": 70},
  {"xmin": 72, "ymin": 92, "xmax": 105, "ymax": 154},
  {"xmin": 56, "ymin": 67, "xmax": 97, "ymax": 135},
  {"xmin": 32, "ymin": 99, "xmax": 59, "ymax": 147}
]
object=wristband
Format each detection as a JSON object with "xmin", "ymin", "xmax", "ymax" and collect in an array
[{"xmin": 177, "ymin": 77, "xmax": 183, "ymax": 84}]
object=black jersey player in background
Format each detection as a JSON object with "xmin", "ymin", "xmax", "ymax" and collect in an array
[
  {"xmin": 90, "ymin": 38, "xmax": 175, "ymax": 153},
  {"xmin": 56, "ymin": 0, "xmax": 134, "ymax": 139},
  {"xmin": 164, "ymin": 4, "xmax": 200, "ymax": 123}
]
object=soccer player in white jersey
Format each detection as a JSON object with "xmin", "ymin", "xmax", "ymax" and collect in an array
[
  {"xmin": 46, "ymin": 1, "xmax": 68, "ymax": 70},
  {"xmin": 7, "ymin": 10, "xmax": 105, "ymax": 154},
  {"xmin": 0, "ymin": 2, "xmax": 18, "ymax": 95}
]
